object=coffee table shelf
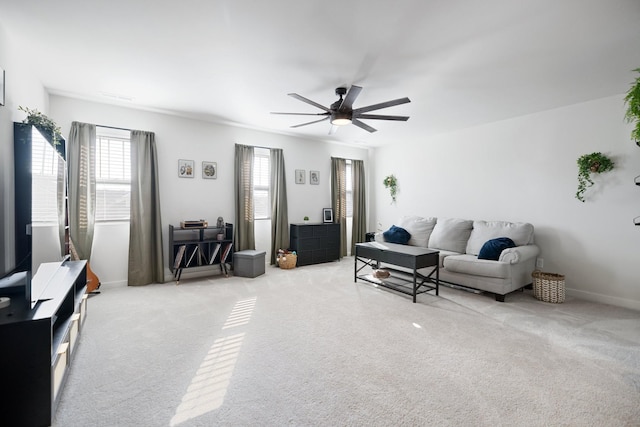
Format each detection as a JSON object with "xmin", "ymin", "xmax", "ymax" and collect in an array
[{"xmin": 354, "ymin": 242, "xmax": 439, "ymax": 303}]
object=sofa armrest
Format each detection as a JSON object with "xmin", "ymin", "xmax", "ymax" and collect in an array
[{"xmin": 499, "ymin": 244, "xmax": 540, "ymax": 264}]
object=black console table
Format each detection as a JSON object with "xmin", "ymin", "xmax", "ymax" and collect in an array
[
  {"xmin": 0, "ymin": 260, "xmax": 88, "ymax": 426},
  {"xmin": 355, "ymin": 242, "xmax": 439, "ymax": 303},
  {"xmin": 290, "ymin": 223, "xmax": 340, "ymax": 266}
]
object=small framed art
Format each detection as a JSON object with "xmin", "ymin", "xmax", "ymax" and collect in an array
[
  {"xmin": 310, "ymin": 170, "xmax": 319, "ymax": 185},
  {"xmin": 178, "ymin": 159, "xmax": 194, "ymax": 178},
  {"xmin": 295, "ymin": 169, "xmax": 305, "ymax": 184},
  {"xmin": 202, "ymin": 161, "xmax": 217, "ymax": 179},
  {"xmin": 323, "ymin": 208, "xmax": 333, "ymax": 223}
]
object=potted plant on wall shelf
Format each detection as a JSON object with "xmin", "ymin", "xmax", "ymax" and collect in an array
[
  {"xmin": 624, "ymin": 68, "xmax": 640, "ymax": 146},
  {"xmin": 575, "ymin": 152, "xmax": 614, "ymax": 202},
  {"xmin": 303, "ymin": 216, "xmax": 309, "ymax": 223},
  {"xmin": 18, "ymin": 106, "xmax": 63, "ymax": 145},
  {"xmin": 383, "ymin": 174, "xmax": 398, "ymax": 203}
]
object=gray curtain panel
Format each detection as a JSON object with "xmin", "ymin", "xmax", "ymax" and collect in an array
[
  {"xmin": 67, "ymin": 121, "xmax": 96, "ymax": 260},
  {"xmin": 269, "ymin": 148, "xmax": 289, "ymax": 265},
  {"xmin": 128, "ymin": 130, "xmax": 164, "ymax": 286},
  {"xmin": 234, "ymin": 144, "xmax": 255, "ymax": 251},
  {"xmin": 351, "ymin": 159, "xmax": 366, "ymax": 253},
  {"xmin": 331, "ymin": 157, "xmax": 347, "ymax": 257},
  {"xmin": 57, "ymin": 153, "xmax": 66, "ymax": 256}
]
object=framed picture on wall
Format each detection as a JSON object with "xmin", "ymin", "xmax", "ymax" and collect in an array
[
  {"xmin": 323, "ymin": 208, "xmax": 333, "ymax": 223},
  {"xmin": 310, "ymin": 170, "xmax": 319, "ymax": 185},
  {"xmin": 202, "ymin": 161, "xmax": 217, "ymax": 179},
  {"xmin": 295, "ymin": 169, "xmax": 305, "ymax": 184},
  {"xmin": 178, "ymin": 159, "xmax": 194, "ymax": 178}
]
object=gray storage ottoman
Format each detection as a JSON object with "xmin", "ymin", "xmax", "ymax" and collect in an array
[{"xmin": 234, "ymin": 250, "xmax": 266, "ymax": 278}]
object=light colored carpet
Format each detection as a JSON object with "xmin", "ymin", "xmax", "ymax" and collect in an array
[{"xmin": 54, "ymin": 257, "xmax": 640, "ymax": 426}]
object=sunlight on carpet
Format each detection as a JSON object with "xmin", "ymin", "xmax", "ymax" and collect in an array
[{"xmin": 170, "ymin": 297, "xmax": 256, "ymax": 426}]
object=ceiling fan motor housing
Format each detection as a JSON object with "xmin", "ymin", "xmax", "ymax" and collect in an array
[
  {"xmin": 331, "ymin": 110, "xmax": 352, "ymax": 125},
  {"xmin": 331, "ymin": 87, "xmax": 351, "ymax": 124}
]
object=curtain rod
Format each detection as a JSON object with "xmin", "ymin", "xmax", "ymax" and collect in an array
[
  {"xmin": 96, "ymin": 124, "xmax": 131, "ymax": 132},
  {"xmin": 235, "ymin": 143, "xmax": 276, "ymax": 150}
]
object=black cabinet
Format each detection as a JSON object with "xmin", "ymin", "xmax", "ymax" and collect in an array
[
  {"xmin": 0, "ymin": 260, "xmax": 88, "ymax": 427},
  {"xmin": 290, "ymin": 223, "xmax": 340, "ymax": 266},
  {"xmin": 169, "ymin": 224, "xmax": 234, "ymax": 283}
]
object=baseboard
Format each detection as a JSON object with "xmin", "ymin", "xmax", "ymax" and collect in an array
[
  {"xmin": 567, "ymin": 287, "xmax": 640, "ymax": 311},
  {"xmin": 99, "ymin": 280, "xmax": 128, "ymax": 287}
]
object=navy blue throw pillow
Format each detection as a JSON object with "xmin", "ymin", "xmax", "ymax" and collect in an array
[
  {"xmin": 478, "ymin": 237, "xmax": 516, "ymax": 261},
  {"xmin": 383, "ymin": 225, "xmax": 411, "ymax": 245}
]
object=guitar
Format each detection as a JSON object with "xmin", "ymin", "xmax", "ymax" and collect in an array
[
  {"xmin": 69, "ymin": 240, "xmax": 102, "ymax": 294},
  {"xmin": 85, "ymin": 263, "xmax": 101, "ymax": 293}
]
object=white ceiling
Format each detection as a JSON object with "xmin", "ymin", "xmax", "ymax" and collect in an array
[{"xmin": 2, "ymin": 0, "xmax": 640, "ymax": 146}]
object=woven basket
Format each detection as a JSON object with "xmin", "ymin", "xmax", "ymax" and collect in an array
[
  {"xmin": 532, "ymin": 270, "xmax": 565, "ymax": 303},
  {"xmin": 278, "ymin": 254, "xmax": 297, "ymax": 269}
]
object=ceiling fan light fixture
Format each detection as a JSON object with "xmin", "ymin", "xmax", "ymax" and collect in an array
[{"xmin": 331, "ymin": 111, "xmax": 352, "ymax": 126}]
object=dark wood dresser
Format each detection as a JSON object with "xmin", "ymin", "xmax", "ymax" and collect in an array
[{"xmin": 290, "ymin": 223, "xmax": 340, "ymax": 266}]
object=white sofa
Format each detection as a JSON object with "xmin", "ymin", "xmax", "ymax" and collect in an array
[{"xmin": 376, "ymin": 216, "xmax": 540, "ymax": 302}]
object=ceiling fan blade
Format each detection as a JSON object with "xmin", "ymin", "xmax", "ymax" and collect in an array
[
  {"xmin": 352, "ymin": 118, "xmax": 377, "ymax": 133},
  {"xmin": 339, "ymin": 85, "xmax": 362, "ymax": 111},
  {"xmin": 353, "ymin": 97, "xmax": 411, "ymax": 114},
  {"xmin": 290, "ymin": 116, "xmax": 330, "ymax": 128},
  {"xmin": 288, "ymin": 93, "xmax": 330, "ymax": 112},
  {"xmin": 355, "ymin": 113, "xmax": 410, "ymax": 121},
  {"xmin": 271, "ymin": 112, "xmax": 329, "ymax": 116}
]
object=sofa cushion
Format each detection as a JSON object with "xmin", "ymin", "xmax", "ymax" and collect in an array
[
  {"xmin": 428, "ymin": 218, "xmax": 473, "ymax": 253},
  {"xmin": 478, "ymin": 237, "xmax": 516, "ymax": 261},
  {"xmin": 398, "ymin": 216, "xmax": 437, "ymax": 247},
  {"xmin": 443, "ymin": 254, "xmax": 511, "ymax": 279},
  {"xmin": 466, "ymin": 221, "xmax": 535, "ymax": 256},
  {"xmin": 382, "ymin": 225, "xmax": 411, "ymax": 244}
]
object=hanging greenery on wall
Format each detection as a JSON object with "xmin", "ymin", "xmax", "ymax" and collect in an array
[
  {"xmin": 18, "ymin": 106, "xmax": 63, "ymax": 145},
  {"xmin": 624, "ymin": 68, "xmax": 640, "ymax": 146},
  {"xmin": 575, "ymin": 152, "xmax": 614, "ymax": 202},
  {"xmin": 383, "ymin": 174, "xmax": 398, "ymax": 203}
]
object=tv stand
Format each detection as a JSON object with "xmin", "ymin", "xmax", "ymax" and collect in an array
[{"xmin": 0, "ymin": 260, "xmax": 88, "ymax": 426}]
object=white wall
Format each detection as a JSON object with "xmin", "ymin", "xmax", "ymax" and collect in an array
[
  {"xmin": 372, "ymin": 95, "xmax": 640, "ymax": 310},
  {"xmin": 49, "ymin": 95, "xmax": 369, "ymax": 284},
  {"xmin": 0, "ymin": 21, "xmax": 49, "ymax": 274}
]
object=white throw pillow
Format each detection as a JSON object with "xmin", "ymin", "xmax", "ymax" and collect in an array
[
  {"xmin": 465, "ymin": 221, "xmax": 535, "ymax": 256},
  {"xmin": 427, "ymin": 218, "xmax": 473, "ymax": 253},
  {"xmin": 398, "ymin": 216, "xmax": 437, "ymax": 247}
]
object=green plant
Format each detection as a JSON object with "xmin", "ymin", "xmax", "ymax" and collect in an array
[
  {"xmin": 383, "ymin": 174, "xmax": 398, "ymax": 203},
  {"xmin": 303, "ymin": 216, "xmax": 309, "ymax": 221},
  {"xmin": 576, "ymin": 152, "xmax": 614, "ymax": 202},
  {"xmin": 624, "ymin": 68, "xmax": 640, "ymax": 146},
  {"xmin": 18, "ymin": 106, "xmax": 63, "ymax": 145}
]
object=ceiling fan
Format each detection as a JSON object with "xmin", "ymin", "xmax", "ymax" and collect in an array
[{"xmin": 271, "ymin": 85, "xmax": 410, "ymax": 133}]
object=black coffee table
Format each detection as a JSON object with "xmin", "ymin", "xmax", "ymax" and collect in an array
[{"xmin": 354, "ymin": 242, "xmax": 439, "ymax": 303}]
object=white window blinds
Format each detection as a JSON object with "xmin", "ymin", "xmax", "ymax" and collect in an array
[
  {"xmin": 95, "ymin": 128, "xmax": 131, "ymax": 221},
  {"xmin": 253, "ymin": 148, "xmax": 270, "ymax": 220},
  {"xmin": 31, "ymin": 128, "xmax": 61, "ymax": 224},
  {"xmin": 346, "ymin": 160, "xmax": 353, "ymax": 218}
]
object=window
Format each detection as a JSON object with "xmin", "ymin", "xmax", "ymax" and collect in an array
[
  {"xmin": 31, "ymin": 128, "xmax": 62, "ymax": 224},
  {"xmin": 95, "ymin": 128, "xmax": 131, "ymax": 221},
  {"xmin": 253, "ymin": 148, "xmax": 270, "ymax": 220},
  {"xmin": 346, "ymin": 160, "xmax": 353, "ymax": 218}
]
